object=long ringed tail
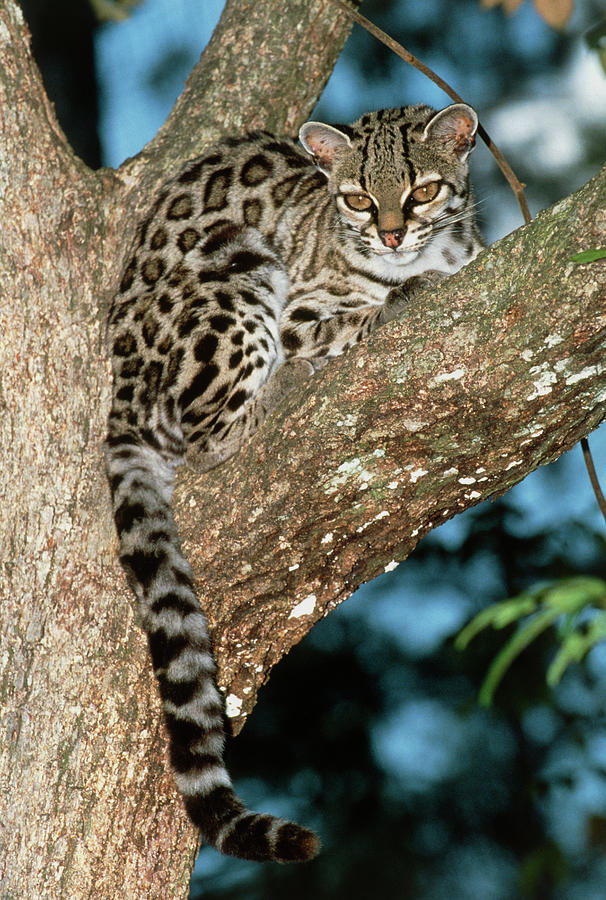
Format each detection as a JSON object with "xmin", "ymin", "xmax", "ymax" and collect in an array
[{"xmin": 105, "ymin": 432, "xmax": 319, "ymax": 862}]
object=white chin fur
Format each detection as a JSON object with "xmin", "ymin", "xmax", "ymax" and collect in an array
[{"xmin": 374, "ymin": 249, "xmax": 419, "ymax": 267}]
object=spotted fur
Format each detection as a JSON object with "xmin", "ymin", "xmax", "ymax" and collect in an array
[{"xmin": 106, "ymin": 103, "xmax": 484, "ymax": 863}]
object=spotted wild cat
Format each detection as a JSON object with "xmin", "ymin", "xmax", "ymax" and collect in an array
[{"xmin": 106, "ymin": 102, "xmax": 483, "ymax": 863}]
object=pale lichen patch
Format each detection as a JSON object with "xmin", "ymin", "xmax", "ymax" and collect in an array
[
  {"xmin": 526, "ymin": 368, "xmax": 557, "ymax": 401},
  {"xmin": 408, "ymin": 467, "xmax": 428, "ymax": 483},
  {"xmin": 336, "ymin": 414, "xmax": 358, "ymax": 428},
  {"xmin": 289, "ymin": 593, "xmax": 317, "ymax": 618},
  {"xmin": 550, "ymin": 196, "xmax": 573, "ymax": 215},
  {"xmin": 566, "ymin": 364, "xmax": 601, "ymax": 385},
  {"xmin": 384, "ymin": 560, "xmax": 398, "ymax": 573},
  {"xmin": 225, "ymin": 694, "xmax": 243, "ymax": 718},
  {"xmin": 248, "ymin": 506, "xmax": 265, "ymax": 523},
  {"xmin": 402, "ymin": 419, "xmax": 429, "ymax": 432},
  {"xmin": 554, "ymin": 357, "xmax": 573, "ymax": 373},
  {"xmin": 356, "ymin": 509, "xmax": 390, "ymax": 533},
  {"xmin": 430, "ymin": 367, "xmax": 466, "ymax": 386},
  {"xmin": 324, "ymin": 454, "xmax": 381, "ymax": 495},
  {"xmin": 0, "ymin": 20, "xmax": 11, "ymax": 47}
]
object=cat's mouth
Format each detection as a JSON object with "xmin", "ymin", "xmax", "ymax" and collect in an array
[{"xmin": 372, "ymin": 246, "xmax": 421, "ymax": 265}]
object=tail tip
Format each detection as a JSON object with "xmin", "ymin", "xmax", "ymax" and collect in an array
[
  {"xmin": 187, "ymin": 790, "xmax": 320, "ymax": 864},
  {"xmin": 218, "ymin": 814, "xmax": 320, "ymax": 863},
  {"xmin": 275, "ymin": 822, "xmax": 320, "ymax": 863}
]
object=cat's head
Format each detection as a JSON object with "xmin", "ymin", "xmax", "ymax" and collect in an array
[{"xmin": 299, "ymin": 103, "xmax": 478, "ymax": 266}]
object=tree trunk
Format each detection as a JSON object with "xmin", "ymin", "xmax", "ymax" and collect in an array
[
  {"xmin": 0, "ymin": 0, "xmax": 604, "ymax": 898},
  {"xmin": 0, "ymin": 1, "xmax": 357, "ymax": 898}
]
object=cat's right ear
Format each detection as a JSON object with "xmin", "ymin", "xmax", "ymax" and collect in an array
[
  {"xmin": 423, "ymin": 104, "xmax": 479, "ymax": 159},
  {"xmin": 298, "ymin": 122, "xmax": 352, "ymax": 176}
]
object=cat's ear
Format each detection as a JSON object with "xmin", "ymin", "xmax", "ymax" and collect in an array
[
  {"xmin": 423, "ymin": 103, "xmax": 478, "ymax": 159},
  {"xmin": 298, "ymin": 122, "xmax": 352, "ymax": 175}
]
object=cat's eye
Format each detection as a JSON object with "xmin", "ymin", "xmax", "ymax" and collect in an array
[
  {"xmin": 411, "ymin": 182, "xmax": 441, "ymax": 203},
  {"xmin": 343, "ymin": 193, "xmax": 373, "ymax": 211}
]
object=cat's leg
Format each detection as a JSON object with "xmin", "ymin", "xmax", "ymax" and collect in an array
[
  {"xmin": 184, "ymin": 358, "xmax": 314, "ymax": 473},
  {"xmin": 280, "ymin": 270, "xmax": 447, "ymax": 360}
]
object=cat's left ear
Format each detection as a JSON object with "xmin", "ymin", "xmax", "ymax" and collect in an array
[
  {"xmin": 299, "ymin": 122, "xmax": 352, "ymax": 176},
  {"xmin": 423, "ymin": 103, "xmax": 478, "ymax": 159}
]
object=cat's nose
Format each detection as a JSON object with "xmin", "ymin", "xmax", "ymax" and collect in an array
[{"xmin": 379, "ymin": 228, "xmax": 404, "ymax": 249}]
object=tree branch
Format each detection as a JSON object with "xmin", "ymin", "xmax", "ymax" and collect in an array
[{"xmin": 174, "ymin": 168, "xmax": 606, "ymax": 732}]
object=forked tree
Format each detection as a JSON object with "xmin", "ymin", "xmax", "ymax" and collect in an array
[{"xmin": 0, "ymin": 1, "xmax": 604, "ymax": 898}]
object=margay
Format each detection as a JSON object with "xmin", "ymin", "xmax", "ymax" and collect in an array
[{"xmin": 106, "ymin": 102, "xmax": 483, "ymax": 862}]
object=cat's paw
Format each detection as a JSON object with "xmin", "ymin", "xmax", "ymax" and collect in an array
[
  {"xmin": 258, "ymin": 359, "xmax": 315, "ymax": 417},
  {"xmin": 380, "ymin": 270, "xmax": 448, "ymax": 324},
  {"xmin": 272, "ymin": 356, "xmax": 315, "ymax": 391},
  {"xmin": 411, "ymin": 269, "xmax": 449, "ymax": 292}
]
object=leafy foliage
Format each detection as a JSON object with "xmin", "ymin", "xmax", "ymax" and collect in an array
[
  {"xmin": 570, "ymin": 249, "xmax": 606, "ymax": 263},
  {"xmin": 457, "ymin": 577, "xmax": 606, "ymax": 705}
]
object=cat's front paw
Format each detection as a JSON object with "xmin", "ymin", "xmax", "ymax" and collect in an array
[
  {"xmin": 412, "ymin": 269, "xmax": 449, "ymax": 291},
  {"xmin": 265, "ymin": 358, "xmax": 315, "ymax": 409},
  {"xmin": 380, "ymin": 270, "xmax": 448, "ymax": 324}
]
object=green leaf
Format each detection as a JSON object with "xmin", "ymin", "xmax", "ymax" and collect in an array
[
  {"xmin": 538, "ymin": 577, "xmax": 606, "ymax": 612},
  {"xmin": 89, "ymin": 0, "xmax": 142, "ymax": 23},
  {"xmin": 570, "ymin": 249, "xmax": 606, "ymax": 263},
  {"xmin": 478, "ymin": 607, "xmax": 562, "ymax": 706},
  {"xmin": 455, "ymin": 594, "xmax": 537, "ymax": 651},
  {"xmin": 457, "ymin": 577, "xmax": 606, "ymax": 706},
  {"xmin": 547, "ymin": 614, "xmax": 606, "ymax": 687}
]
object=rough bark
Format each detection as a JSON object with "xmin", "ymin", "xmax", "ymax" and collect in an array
[
  {"xmin": 0, "ymin": 1, "xmax": 356, "ymax": 898},
  {"xmin": 0, "ymin": 0, "xmax": 604, "ymax": 898}
]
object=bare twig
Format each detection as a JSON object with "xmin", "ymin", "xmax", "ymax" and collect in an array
[
  {"xmin": 581, "ymin": 438, "xmax": 606, "ymax": 524},
  {"xmin": 331, "ymin": 0, "xmax": 531, "ymax": 224}
]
